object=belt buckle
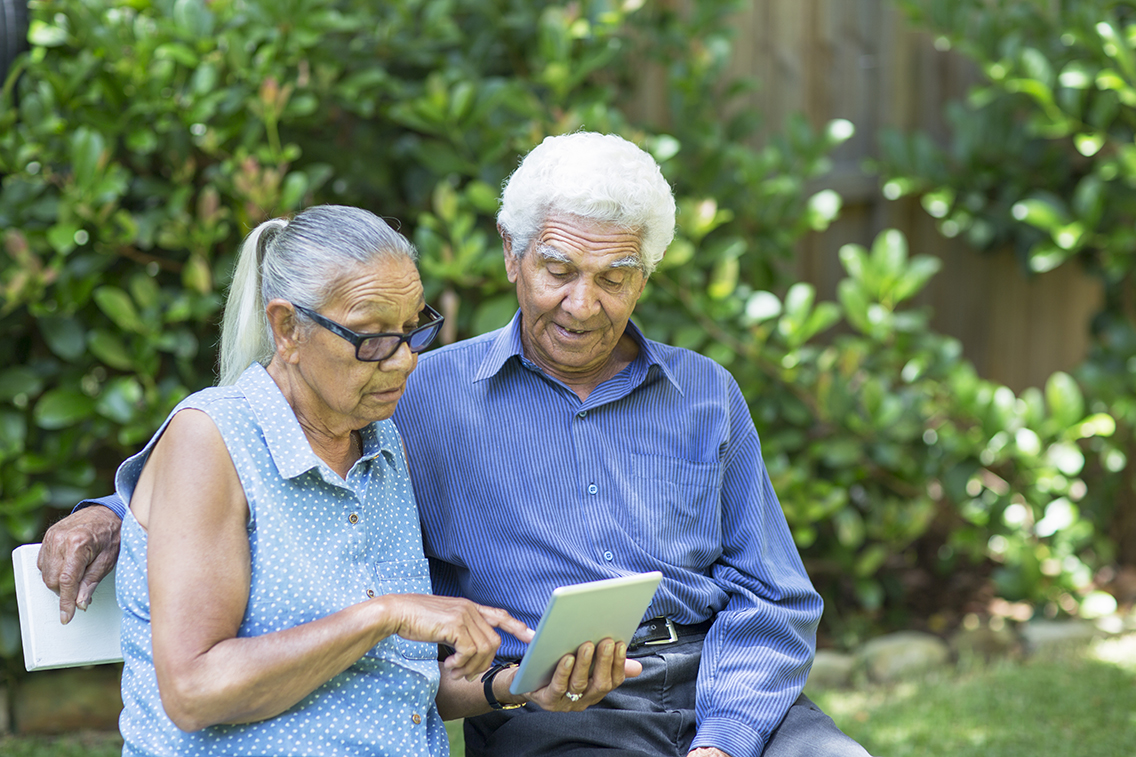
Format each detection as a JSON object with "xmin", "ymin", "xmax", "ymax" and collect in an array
[{"xmin": 643, "ymin": 618, "xmax": 678, "ymax": 646}]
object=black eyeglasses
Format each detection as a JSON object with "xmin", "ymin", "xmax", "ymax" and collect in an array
[{"xmin": 291, "ymin": 303, "xmax": 444, "ymax": 362}]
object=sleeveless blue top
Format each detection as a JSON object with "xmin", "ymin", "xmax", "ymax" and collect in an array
[{"xmin": 115, "ymin": 363, "xmax": 447, "ymax": 756}]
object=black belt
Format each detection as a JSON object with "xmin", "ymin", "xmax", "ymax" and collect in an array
[{"xmin": 628, "ymin": 617, "xmax": 713, "ymax": 649}]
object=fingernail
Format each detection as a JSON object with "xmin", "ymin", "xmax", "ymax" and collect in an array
[
  {"xmin": 60, "ymin": 612, "xmax": 70, "ymax": 625},
  {"xmin": 77, "ymin": 599, "xmax": 89, "ymax": 611}
]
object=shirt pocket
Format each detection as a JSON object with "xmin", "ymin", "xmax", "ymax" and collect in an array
[
  {"xmin": 628, "ymin": 453, "xmax": 722, "ymax": 568},
  {"xmin": 374, "ymin": 558, "xmax": 439, "ymax": 661}
]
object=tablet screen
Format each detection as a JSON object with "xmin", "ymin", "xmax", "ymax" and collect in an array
[{"xmin": 509, "ymin": 571, "xmax": 662, "ymax": 695}]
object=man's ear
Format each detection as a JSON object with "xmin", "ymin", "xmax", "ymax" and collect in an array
[
  {"xmin": 499, "ymin": 223, "xmax": 519, "ymax": 283},
  {"xmin": 265, "ymin": 299, "xmax": 303, "ymax": 364}
]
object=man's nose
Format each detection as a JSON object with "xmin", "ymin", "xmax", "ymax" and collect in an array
[{"xmin": 562, "ymin": 279, "xmax": 602, "ymax": 320}]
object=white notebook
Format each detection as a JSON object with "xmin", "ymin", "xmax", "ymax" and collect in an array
[{"xmin": 11, "ymin": 542, "xmax": 122, "ymax": 671}]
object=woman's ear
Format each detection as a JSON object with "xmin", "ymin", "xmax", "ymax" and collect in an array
[{"xmin": 265, "ymin": 299, "xmax": 303, "ymax": 364}]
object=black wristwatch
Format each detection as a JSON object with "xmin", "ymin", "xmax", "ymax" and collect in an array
[{"xmin": 481, "ymin": 662, "xmax": 524, "ymax": 710}]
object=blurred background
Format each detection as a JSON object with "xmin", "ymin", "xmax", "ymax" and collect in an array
[{"xmin": 0, "ymin": 0, "xmax": 1134, "ymax": 754}]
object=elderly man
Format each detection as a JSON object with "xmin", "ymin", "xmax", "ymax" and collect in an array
[{"xmin": 40, "ymin": 132, "xmax": 869, "ymax": 757}]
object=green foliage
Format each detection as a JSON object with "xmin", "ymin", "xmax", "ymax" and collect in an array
[
  {"xmin": 0, "ymin": 0, "xmax": 854, "ymax": 657},
  {"xmin": 0, "ymin": 0, "xmax": 1120, "ymax": 661},
  {"xmin": 874, "ymin": 0, "xmax": 1134, "ymax": 621},
  {"xmin": 676, "ymin": 227, "xmax": 1114, "ymax": 645},
  {"xmin": 880, "ymin": 0, "xmax": 1136, "ymax": 279}
]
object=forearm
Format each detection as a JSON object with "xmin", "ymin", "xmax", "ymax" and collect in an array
[
  {"xmin": 436, "ymin": 665, "xmax": 524, "ymax": 721},
  {"xmin": 691, "ymin": 590, "xmax": 819, "ymax": 756},
  {"xmin": 157, "ymin": 596, "xmax": 401, "ymax": 731}
]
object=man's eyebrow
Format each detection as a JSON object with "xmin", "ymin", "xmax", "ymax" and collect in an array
[
  {"xmin": 535, "ymin": 244, "xmax": 571, "ymax": 264},
  {"xmin": 536, "ymin": 244, "xmax": 641, "ymax": 271}
]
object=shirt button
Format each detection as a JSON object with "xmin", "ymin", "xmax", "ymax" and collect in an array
[
  {"xmin": 348, "ymin": 513, "xmax": 359, "ymax": 524},
  {"xmin": 411, "ymin": 713, "xmax": 422, "ymax": 724},
  {"xmin": 587, "ymin": 484, "xmax": 598, "ymax": 495},
  {"xmin": 577, "ymin": 410, "xmax": 587, "ymax": 418},
  {"xmin": 366, "ymin": 589, "xmax": 375, "ymax": 598},
  {"xmin": 603, "ymin": 551, "xmax": 614, "ymax": 561}
]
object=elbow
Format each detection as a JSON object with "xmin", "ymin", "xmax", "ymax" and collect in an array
[
  {"xmin": 156, "ymin": 669, "xmax": 228, "ymax": 732},
  {"xmin": 163, "ymin": 703, "xmax": 211, "ymax": 733}
]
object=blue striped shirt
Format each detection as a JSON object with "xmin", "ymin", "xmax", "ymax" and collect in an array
[{"xmin": 393, "ymin": 311, "xmax": 823, "ymax": 757}]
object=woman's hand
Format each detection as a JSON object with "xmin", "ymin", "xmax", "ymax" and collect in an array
[
  {"xmin": 385, "ymin": 594, "xmax": 534, "ymax": 680},
  {"xmin": 509, "ymin": 637, "xmax": 642, "ymax": 712}
]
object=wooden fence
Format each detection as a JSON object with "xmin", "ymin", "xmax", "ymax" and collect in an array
[{"xmin": 656, "ymin": 0, "xmax": 1105, "ymax": 393}]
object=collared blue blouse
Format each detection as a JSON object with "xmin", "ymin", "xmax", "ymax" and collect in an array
[{"xmin": 114, "ymin": 363, "xmax": 446, "ymax": 757}]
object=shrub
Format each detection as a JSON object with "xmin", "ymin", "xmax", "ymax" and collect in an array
[
  {"xmin": 0, "ymin": 0, "xmax": 1119, "ymax": 662},
  {"xmin": 874, "ymin": 0, "xmax": 1134, "ymax": 617}
]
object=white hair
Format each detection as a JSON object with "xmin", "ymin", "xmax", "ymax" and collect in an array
[
  {"xmin": 496, "ymin": 132, "xmax": 676, "ymax": 274},
  {"xmin": 218, "ymin": 205, "xmax": 418, "ymax": 385}
]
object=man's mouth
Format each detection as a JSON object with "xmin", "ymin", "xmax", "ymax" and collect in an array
[{"xmin": 557, "ymin": 324, "xmax": 591, "ymax": 335}]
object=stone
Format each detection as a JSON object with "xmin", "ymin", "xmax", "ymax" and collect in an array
[
  {"xmin": 950, "ymin": 625, "xmax": 1022, "ymax": 663},
  {"xmin": 1020, "ymin": 619, "xmax": 1098, "ymax": 654},
  {"xmin": 14, "ymin": 665, "xmax": 122, "ymax": 735},
  {"xmin": 857, "ymin": 631, "xmax": 951, "ymax": 683},
  {"xmin": 805, "ymin": 649, "xmax": 857, "ymax": 690}
]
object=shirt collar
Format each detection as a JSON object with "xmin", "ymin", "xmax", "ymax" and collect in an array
[
  {"xmin": 473, "ymin": 310, "xmax": 683, "ymax": 393},
  {"xmin": 237, "ymin": 362, "xmax": 393, "ymax": 480}
]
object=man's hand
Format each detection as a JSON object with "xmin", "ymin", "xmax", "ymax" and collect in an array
[
  {"xmin": 688, "ymin": 749, "xmax": 732, "ymax": 757},
  {"xmin": 38, "ymin": 506, "xmax": 122, "ymax": 624},
  {"xmin": 510, "ymin": 638, "xmax": 642, "ymax": 712}
]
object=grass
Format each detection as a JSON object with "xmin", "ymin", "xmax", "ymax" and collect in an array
[
  {"xmin": 0, "ymin": 730, "xmax": 123, "ymax": 756},
  {"xmin": 809, "ymin": 634, "xmax": 1136, "ymax": 757},
  {"xmin": 4, "ymin": 636, "xmax": 1134, "ymax": 756}
]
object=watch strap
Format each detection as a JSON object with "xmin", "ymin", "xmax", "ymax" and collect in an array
[{"xmin": 481, "ymin": 662, "xmax": 523, "ymax": 710}]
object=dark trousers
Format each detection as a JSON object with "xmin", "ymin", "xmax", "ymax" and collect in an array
[{"xmin": 464, "ymin": 638, "xmax": 870, "ymax": 757}]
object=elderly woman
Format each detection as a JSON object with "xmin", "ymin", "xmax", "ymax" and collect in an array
[{"xmin": 114, "ymin": 205, "xmax": 533, "ymax": 756}]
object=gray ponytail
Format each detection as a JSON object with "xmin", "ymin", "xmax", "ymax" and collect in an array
[{"xmin": 217, "ymin": 205, "xmax": 418, "ymax": 386}]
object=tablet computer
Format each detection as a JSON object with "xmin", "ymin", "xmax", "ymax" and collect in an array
[{"xmin": 509, "ymin": 571, "xmax": 662, "ymax": 695}]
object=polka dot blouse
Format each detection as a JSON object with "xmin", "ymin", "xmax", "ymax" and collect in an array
[{"xmin": 114, "ymin": 363, "xmax": 447, "ymax": 756}]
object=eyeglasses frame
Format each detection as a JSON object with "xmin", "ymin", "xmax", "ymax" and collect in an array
[{"xmin": 290, "ymin": 302, "xmax": 444, "ymax": 362}]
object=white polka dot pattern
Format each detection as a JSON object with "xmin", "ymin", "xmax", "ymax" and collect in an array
[{"xmin": 114, "ymin": 363, "xmax": 447, "ymax": 756}]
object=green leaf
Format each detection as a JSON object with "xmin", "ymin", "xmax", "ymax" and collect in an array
[
  {"xmin": 1076, "ymin": 413, "xmax": 1116, "ymax": 439},
  {"xmin": 88, "ymin": 329, "xmax": 135, "ymax": 371},
  {"xmin": 831, "ymin": 506, "xmax": 863, "ymax": 547},
  {"xmin": 1011, "ymin": 197, "xmax": 1069, "ymax": 232},
  {"xmin": 94, "ymin": 286, "xmax": 143, "ymax": 332},
  {"xmin": 129, "ymin": 273, "xmax": 162, "ymax": 312},
  {"xmin": 182, "ymin": 255, "xmax": 213, "ymax": 295},
  {"xmin": 806, "ymin": 189, "xmax": 842, "ymax": 231},
  {"xmin": 838, "ymin": 243, "xmax": 868, "ymax": 280},
  {"xmin": 39, "ymin": 316, "xmax": 87, "ymax": 361},
  {"xmin": 707, "ymin": 256, "xmax": 739, "ymax": 300},
  {"xmin": 0, "ymin": 410, "xmax": 27, "ymax": 459},
  {"xmin": 33, "ymin": 389, "xmax": 97, "ymax": 430},
  {"xmin": 744, "ymin": 291, "xmax": 781, "ymax": 323},
  {"xmin": 0, "ymin": 368, "xmax": 43, "ymax": 402},
  {"xmin": 96, "ymin": 377, "xmax": 144, "ymax": 424},
  {"xmin": 71, "ymin": 127, "xmax": 106, "ymax": 189},
  {"xmin": 46, "ymin": 221, "xmax": 80, "ymax": 255},
  {"xmin": 173, "ymin": 0, "xmax": 216, "ymax": 39},
  {"xmin": 892, "ymin": 256, "xmax": 941, "ymax": 303},
  {"xmin": 1058, "ymin": 61, "xmax": 1096, "ymax": 89},
  {"xmin": 1045, "ymin": 371, "xmax": 1084, "ymax": 427},
  {"xmin": 27, "ymin": 19, "xmax": 67, "ymax": 47}
]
